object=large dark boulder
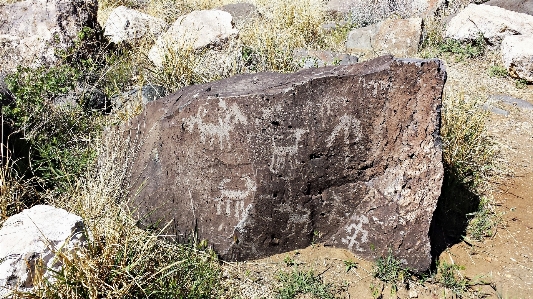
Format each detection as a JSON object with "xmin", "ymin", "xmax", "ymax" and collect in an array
[
  {"xmin": 485, "ymin": 0, "xmax": 533, "ymax": 16},
  {"xmin": 121, "ymin": 55, "xmax": 446, "ymax": 272}
]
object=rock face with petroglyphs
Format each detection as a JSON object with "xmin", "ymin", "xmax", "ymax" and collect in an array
[{"xmin": 122, "ymin": 55, "xmax": 445, "ymax": 272}]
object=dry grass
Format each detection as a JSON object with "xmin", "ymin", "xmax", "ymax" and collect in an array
[{"xmin": 7, "ymin": 132, "xmax": 223, "ymax": 299}]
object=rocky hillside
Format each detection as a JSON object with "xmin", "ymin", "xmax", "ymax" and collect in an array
[{"xmin": 0, "ymin": 0, "xmax": 532, "ymax": 298}]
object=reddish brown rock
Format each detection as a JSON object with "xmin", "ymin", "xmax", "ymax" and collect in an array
[{"xmin": 122, "ymin": 55, "xmax": 445, "ymax": 272}]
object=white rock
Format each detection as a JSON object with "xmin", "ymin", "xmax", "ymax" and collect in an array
[
  {"xmin": 445, "ymin": 4, "xmax": 533, "ymax": 46},
  {"xmin": 0, "ymin": 0, "xmax": 98, "ymax": 72},
  {"xmin": 148, "ymin": 10, "xmax": 238, "ymax": 67},
  {"xmin": 501, "ymin": 35, "xmax": 533, "ymax": 82},
  {"xmin": 0, "ymin": 205, "xmax": 86, "ymax": 297},
  {"xmin": 104, "ymin": 6, "xmax": 167, "ymax": 44},
  {"xmin": 346, "ymin": 17, "xmax": 422, "ymax": 57}
]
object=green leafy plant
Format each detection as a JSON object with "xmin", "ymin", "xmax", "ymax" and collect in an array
[
  {"xmin": 437, "ymin": 261, "xmax": 468, "ymax": 295},
  {"xmin": 344, "ymin": 260, "xmax": 358, "ymax": 272},
  {"xmin": 438, "ymin": 35, "xmax": 486, "ymax": 61},
  {"xmin": 373, "ymin": 249, "xmax": 409, "ymax": 293},
  {"xmin": 284, "ymin": 255, "xmax": 296, "ymax": 267},
  {"xmin": 276, "ymin": 270, "xmax": 337, "ymax": 299},
  {"xmin": 515, "ymin": 78, "xmax": 529, "ymax": 89},
  {"xmin": 489, "ymin": 65, "xmax": 508, "ymax": 78}
]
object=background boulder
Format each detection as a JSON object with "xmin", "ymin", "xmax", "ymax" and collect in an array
[
  {"xmin": 445, "ymin": 4, "xmax": 533, "ymax": 46},
  {"xmin": 0, "ymin": 205, "xmax": 86, "ymax": 297},
  {"xmin": 0, "ymin": 0, "xmax": 100, "ymax": 72},
  {"xmin": 501, "ymin": 35, "xmax": 533, "ymax": 82},
  {"xmin": 148, "ymin": 10, "xmax": 238, "ymax": 67},
  {"xmin": 104, "ymin": 6, "xmax": 168, "ymax": 44},
  {"xmin": 346, "ymin": 18, "xmax": 422, "ymax": 57},
  {"xmin": 120, "ymin": 56, "xmax": 446, "ymax": 272}
]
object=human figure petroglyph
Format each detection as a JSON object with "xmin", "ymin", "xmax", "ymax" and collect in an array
[
  {"xmin": 341, "ymin": 215, "xmax": 369, "ymax": 251},
  {"xmin": 214, "ymin": 175, "xmax": 256, "ymax": 219}
]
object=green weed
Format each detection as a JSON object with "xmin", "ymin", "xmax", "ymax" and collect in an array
[
  {"xmin": 437, "ymin": 261, "xmax": 468, "ymax": 295},
  {"xmin": 437, "ymin": 36, "xmax": 486, "ymax": 61},
  {"xmin": 275, "ymin": 270, "xmax": 337, "ymax": 299},
  {"xmin": 373, "ymin": 249, "xmax": 409, "ymax": 293},
  {"xmin": 489, "ymin": 65, "xmax": 508, "ymax": 78}
]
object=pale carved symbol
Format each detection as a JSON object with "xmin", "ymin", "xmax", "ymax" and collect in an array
[
  {"xmin": 183, "ymin": 99, "xmax": 247, "ymax": 150},
  {"xmin": 270, "ymin": 128, "xmax": 308, "ymax": 173},
  {"xmin": 214, "ymin": 176, "xmax": 257, "ymax": 219},
  {"xmin": 326, "ymin": 114, "xmax": 362, "ymax": 147},
  {"xmin": 341, "ymin": 215, "xmax": 369, "ymax": 251}
]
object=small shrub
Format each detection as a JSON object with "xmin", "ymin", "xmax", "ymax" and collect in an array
[
  {"xmin": 467, "ymin": 196, "xmax": 500, "ymax": 240},
  {"xmin": 489, "ymin": 65, "xmax": 508, "ymax": 78},
  {"xmin": 437, "ymin": 36, "xmax": 486, "ymax": 61},
  {"xmin": 437, "ymin": 261, "xmax": 468, "ymax": 295},
  {"xmin": 276, "ymin": 270, "xmax": 337, "ymax": 299},
  {"xmin": 515, "ymin": 78, "xmax": 529, "ymax": 89},
  {"xmin": 373, "ymin": 250, "xmax": 408, "ymax": 289}
]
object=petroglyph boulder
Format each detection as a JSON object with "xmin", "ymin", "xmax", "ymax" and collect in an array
[{"xmin": 122, "ymin": 55, "xmax": 445, "ymax": 272}]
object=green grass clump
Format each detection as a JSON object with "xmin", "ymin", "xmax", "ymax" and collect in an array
[
  {"xmin": 488, "ymin": 65, "xmax": 508, "ymax": 78},
  {"xmin": 372, "ymin": 250, "xmax": 408, "ymax": 292},
  {"xmin": 438, "ymin": 36, "xmax": 486, "ymax": 61},
  {"xmin": 275, "ymin": 270, "xmax": 337, "ymax": 299},
  {"xmin": 436, "ymin": 261, "xmax": 468, "ymax": 295}
]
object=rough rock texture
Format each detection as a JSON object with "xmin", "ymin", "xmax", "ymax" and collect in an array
[
  {"xmin": 148, "ymin": 10, "xmax": 238, "ymax": 67},
  {"xmin": 104, "ymin": 6, "xmax": 167, "ymax": 44},
  {"xmin": 327, "ymin": 0, "xmax": 444, "ymax": 20},
  {"xmin": 112, "ymin": 84, "xmax": 167, "ymax": 111},
  {"xmin": 501, "ymin": 35, "xmax": 533, "ymax": 82},
  {"xmin": 445, "ymin": 4, "xmax": 533, "ymax": 46},
  {"xmin": 0, "ymin": 0, "xmax": 99, "ymax": 72},
  {"xmin": 346, "ymin": 18, "xmax": 422, "ymax": 57},
  {"xmin": 293, "ymin": 49, "xmax": 358, "ymax": 69},
  {"xmin": 218, "ymin": 2, "xmax": 259, "ymax": 24},
  {"xmin": 122, "ymin": 56, "xmax": 445, "ymax": 272},
  {"xmin": 485, "ymin": 0, "xmax": 533, "ymax": 16},
  {"xmin": 0, "ymin": 205, "xmax": 86, "ymax": 297}
]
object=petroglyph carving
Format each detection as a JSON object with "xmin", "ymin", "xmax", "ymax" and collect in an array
[
  {"xmin": 183, "ymin": 99, "xmax": 247, "ymax": 149},
  {"xmin": 341, "ymin": 215, "xmax": 369, "ymax": 251},
  {"xmin": 214, "ymin": 175, "xmax": 257, "ymax": 219},
  {"xmin": 270, "ymin": 128, "xmax": 308, "ymax": 173},
  {"xmin": 326, "ymin": 114, "xmax": 362, "ymax": 147}
]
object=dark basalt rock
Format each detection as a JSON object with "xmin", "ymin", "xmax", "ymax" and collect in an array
[{"xmin": 121, "ymin": 55, "xmax": 446, "ymax": 272}]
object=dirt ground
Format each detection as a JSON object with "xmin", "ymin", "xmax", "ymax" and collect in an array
[{"xmin": 221, "ymin": 53, "xmax": 533, "ymax": 298}]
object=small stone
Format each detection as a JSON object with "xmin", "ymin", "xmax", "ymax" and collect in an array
[
  {"xmin": 485, "ymin": 0, "xmax": 533, "ymax": 16},
  {"xmin": 217, "ymin": 3, "xmax": 259, "ymax": 24},
  {"xmin": 409, "ymin": 289, "xmax": 418, "ymax": 298}
]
